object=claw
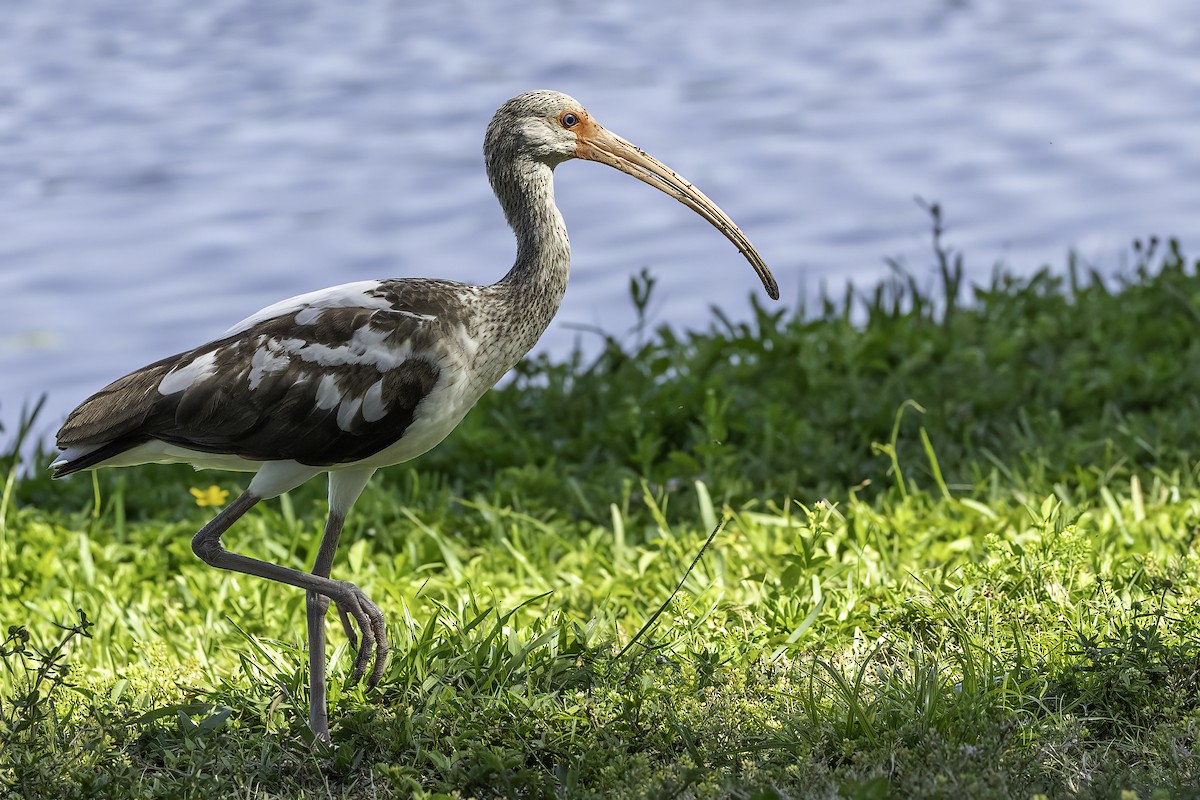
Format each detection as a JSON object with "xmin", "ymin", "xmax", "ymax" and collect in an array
[
  {"xmin": 366, "ymin": 604, "xmax": 389, "ymax": 689},
  {"xmin": 331, "ymin": 581, "xmax": 389, "ymax": 686}
]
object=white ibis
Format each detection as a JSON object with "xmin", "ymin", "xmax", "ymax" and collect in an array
[{"xmin": 51, "ymin": 90, "xmax": 779, "ymax": 742}]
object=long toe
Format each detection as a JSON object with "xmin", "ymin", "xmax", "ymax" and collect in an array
[
  {"xmin": 331, "ymin": 581, "xmax": 387, "ymax": 685},
  {"xmin": 349, "ymin": 609, "xmax": 375, "ymax": 684},
  {"xmin": 351, "ymin": 590, "xmax": 388, "ymax": 688},
  {"xmin": 336, "ymin": 605, "xmax": 358, "ymax": 651},
  {"xmin": 366, "ymin": 601, "xmax": 389, "ymax": 689}
]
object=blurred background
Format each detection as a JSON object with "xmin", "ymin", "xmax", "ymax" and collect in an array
[{"xmin": 1, "ymin": 0, "xmax": 1198, "ymax": 439}]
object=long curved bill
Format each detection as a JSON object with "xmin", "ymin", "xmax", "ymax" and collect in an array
[{"xmin": 574, "ymin": 118, "xmax": 779, "ymax": 300}]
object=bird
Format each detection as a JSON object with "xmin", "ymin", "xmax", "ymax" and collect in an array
[{"xmin": 51, "ymin": 90, "xmax": 779, "ymax": 742}]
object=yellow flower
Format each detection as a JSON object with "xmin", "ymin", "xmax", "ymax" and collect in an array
[{"xmin": 189, "ymin": 485, "xmax": 229, "ymax": 507}]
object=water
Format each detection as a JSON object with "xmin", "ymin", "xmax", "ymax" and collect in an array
[{"xmin": 2, "ymin": 0, "xmax": 1198, "ymax": 441}]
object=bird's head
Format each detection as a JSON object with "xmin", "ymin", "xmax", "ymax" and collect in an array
[
  {"xmin": 486, "ymin": 90, "xmax": 780, "ymax": 300},
  {"xmin": 485, "ymin": 90, "xmax": 592, "ymax": 166}
]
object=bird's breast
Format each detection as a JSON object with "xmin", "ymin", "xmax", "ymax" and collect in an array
[{"xmin": 352, "ymin": 350, "xmax": 484, "ymax": 469}]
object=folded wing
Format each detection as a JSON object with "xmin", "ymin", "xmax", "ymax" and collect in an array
[{"xmin": 55, "ymin": 280, "xmax": 457, "ymax": 474}]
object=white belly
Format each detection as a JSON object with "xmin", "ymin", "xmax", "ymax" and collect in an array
[{"xmin": 349, "ymin": 369, "xmax": 484, "ymax": 470}]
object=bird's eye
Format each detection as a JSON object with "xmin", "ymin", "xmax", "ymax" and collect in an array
[{"xmin": 561, "ymin": 112, "xmax": 580, "ymax": 128}]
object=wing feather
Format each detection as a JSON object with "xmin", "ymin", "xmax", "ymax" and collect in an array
[{"xmin": 56, "ymin": 280, "xmax": 457, "ymax": 469}]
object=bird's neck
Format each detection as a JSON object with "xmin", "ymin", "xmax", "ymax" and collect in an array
[{"xmin": 485, "ymin": 157, "xmax": 571, "ymax": 351}]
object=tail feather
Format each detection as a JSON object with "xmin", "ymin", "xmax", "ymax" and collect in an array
[
  {"xmin": 55, "ymin": 357, "xmax": 175, "ymax": 451},
  {"xmin": 53, "ymin": 354, "xmax": 177, "ymax": 478},
  {"xmin": 51, "ymin": 438, "xmax": 147, "ymax": 478}
]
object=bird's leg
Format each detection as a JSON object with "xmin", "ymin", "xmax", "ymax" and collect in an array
[
  {"xmin": 308, "ymin": 515, "xmax": 360, "ymax": 652},
  {"xmin": 313, "ymin": 467, "xmax": 379, "ymax": 656},
  {"xmin": 190, "ymin": 490, "xmax": 389, "ymax": 693},
  {"xmin": 306, "ymin": 508, "xmax": 347, "ymax": 743},
  {"xmin": 303, "ymin": 468, "xmax": 381, "ymax": 742}
]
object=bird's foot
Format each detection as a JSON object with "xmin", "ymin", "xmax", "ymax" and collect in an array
[
  {"xmin": 328, "ymin": 581, "xmax": 389, "ymax": 688},
  {"xmin": 336, "ymin": 606, "xmax": 358, "ymax": 652},
  {"xmin": 310, "ymin": 714, "xmax": 332, "ymax": 745},
  {"xmin": 319, "ymin": 599, "xmax": 372, "ymax": 672}
]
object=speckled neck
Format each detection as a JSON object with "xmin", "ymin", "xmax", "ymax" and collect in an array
[{"xmin": 477, "ymin": 155, "xmax": 571, "ymax": 375}]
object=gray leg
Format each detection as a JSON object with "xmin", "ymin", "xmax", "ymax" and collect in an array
[
  {"xmin": 302, "ymin": 468, "xmax": 379, "ymax": 741},
  {"xmin": 189, "ymin": 490, "xmax": 389, "ymax": 695},
  {"xmin": 306, "ymin": 510, "xmax": 344, "ymax": 742}
]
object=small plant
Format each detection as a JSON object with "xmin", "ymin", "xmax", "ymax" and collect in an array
[
  {"xmin": 1058, "ymin": 590, "xmax": 1200, "ymax": 736},
  {"xmin": 0, "ymin": 610, "xmax": 93, "ymax": 794}
]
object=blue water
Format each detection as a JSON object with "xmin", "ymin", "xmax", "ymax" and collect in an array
[{"xmin": 2, "ymin": 0, "xmax": 1198, "ymax": 440}]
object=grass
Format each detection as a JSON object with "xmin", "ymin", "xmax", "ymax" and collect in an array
[{"xmin": 3, "ymin": 215, "xmax": 1200, "ymax": 798}]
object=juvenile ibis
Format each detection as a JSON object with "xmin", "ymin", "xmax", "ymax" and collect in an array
[{"xmin": 52, "ymin": 90, "xmax": 779, "ymax": 742}]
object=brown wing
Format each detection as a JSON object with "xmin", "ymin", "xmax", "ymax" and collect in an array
[{"xmin": 55, "ymin": 280, "xmax": 458, "ymax": 472}]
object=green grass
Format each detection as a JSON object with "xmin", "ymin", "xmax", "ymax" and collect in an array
[{"xmin": 3, "ymin": 221, "xmax": 1200, "ymax": 798}]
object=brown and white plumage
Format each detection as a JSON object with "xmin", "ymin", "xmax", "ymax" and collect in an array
[
  {"xmin": 51, "ymin": 90, "xmax": 778, "ymax": 742},
  {"xmin": 57, "ymin": 280, "xmax": 469, "ymax": 477}
]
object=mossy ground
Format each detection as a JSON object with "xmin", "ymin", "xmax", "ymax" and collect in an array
[{"xmin": 3, "ymin": 227, "xmax": 1200, "ymax": 798}]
